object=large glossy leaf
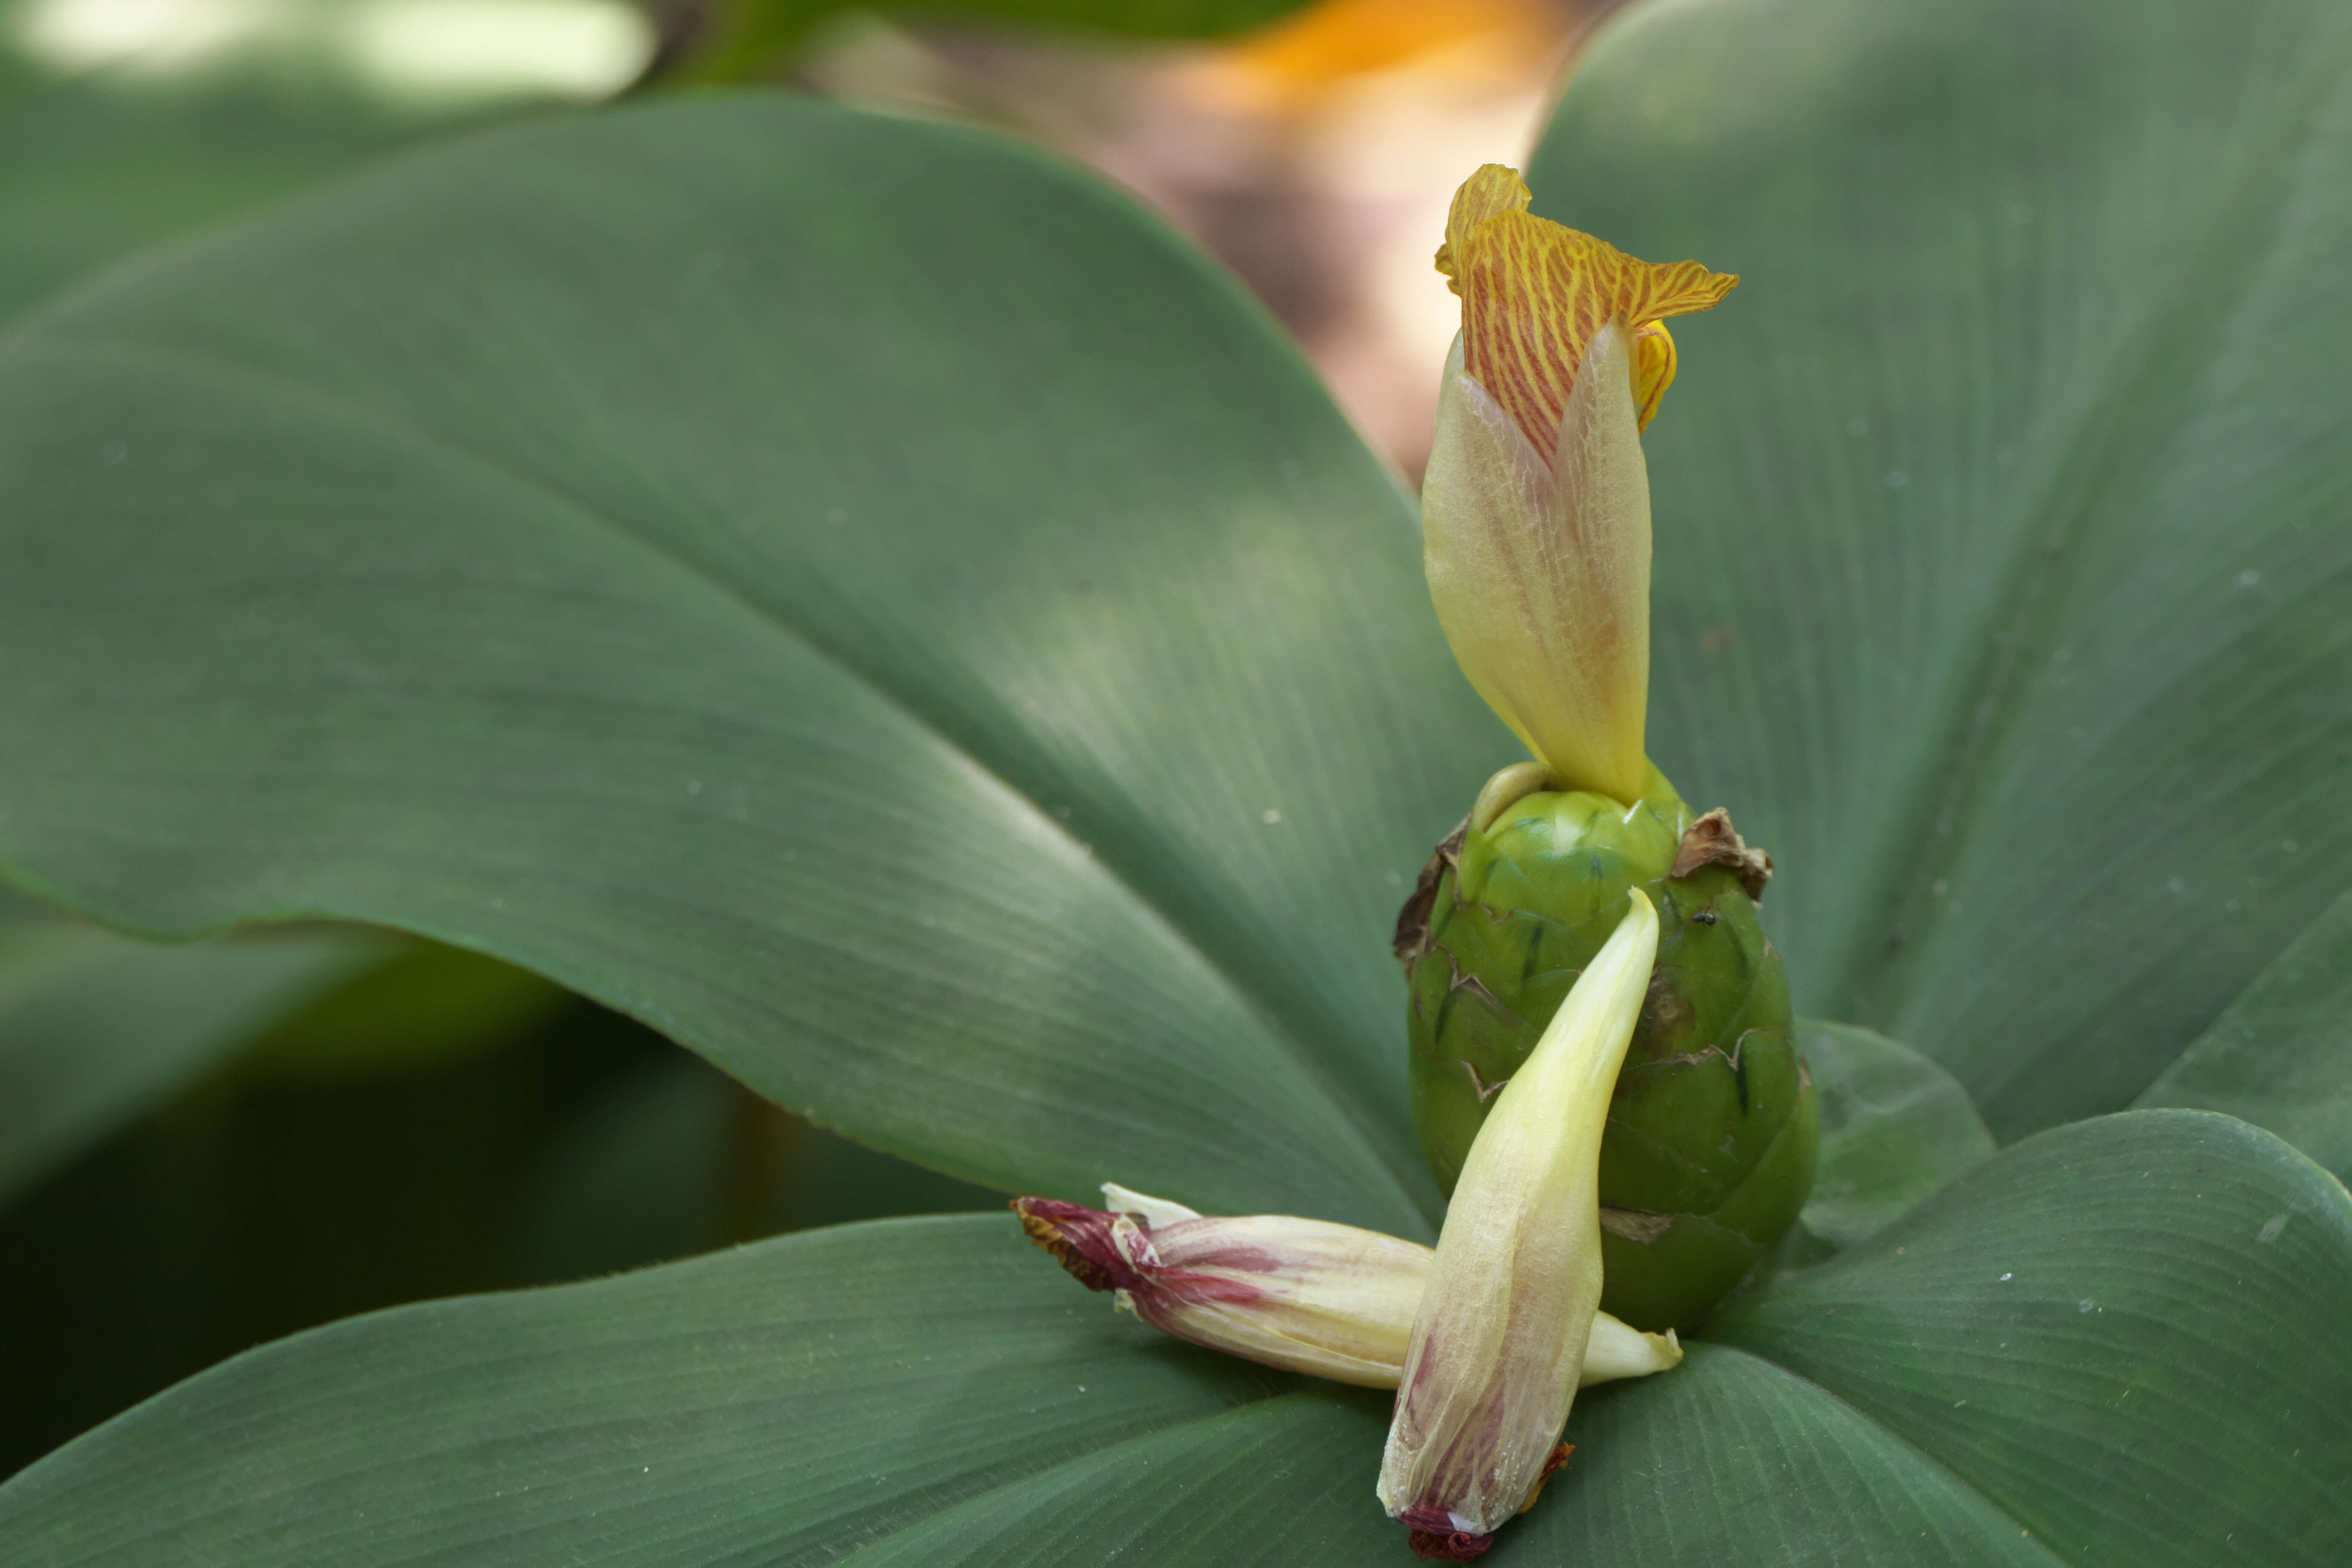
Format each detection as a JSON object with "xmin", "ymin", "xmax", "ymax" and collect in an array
[
  {"xmin": 0, "ymin": 92, "xmax": 1495, "ymax": 1231},
  {"xmin": 2, "ymin": 1111, "xmax": 2340, "ymax": 1564},
  {"xmin": 0, "ymin": 0, "xmax": 2345, "ymax": 1239},
  {"xmin": 0, "ymin": 19, "xmax": 636, "ymax": 1194},
  {"xmin": 0, "ymin": 1213, "xmax": 1300, "ymax": 1564},
  {"xmin": 1711, "ymin": 1113, "xmax": 2352, "ymax": 1565},
  {"xmin": 2135, "ymin": 884, "xmax": 2352, "ymax": 1182},
  {"xmin": 1529, "ymin": 0, "xmax": 2352, "ymax": 1142}
]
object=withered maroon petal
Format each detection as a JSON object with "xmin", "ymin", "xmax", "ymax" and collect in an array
[{"xmin": 1011, "ymin": 1196, "xmax": 1143, "ymax": 1292}]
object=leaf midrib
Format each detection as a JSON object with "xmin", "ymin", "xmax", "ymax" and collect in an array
[{"xmin": 2, "ymin": 328, "xmax": 1437, "ymax": 1233}]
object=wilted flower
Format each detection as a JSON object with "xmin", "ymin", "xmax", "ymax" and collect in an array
[
  {"xmin": 1378, "ymin": 889, "xmax": 1661, "ymax": 1559},
  {"xmin": 1014, "ymin": 1191, "xmax": 1427, "ymax": 1387},
  {"xmin": 1014, "ymin": 1184, "xmax": 1679, "ymax": 1391},
  {"xmin": 1421, "ymin": 163, "xmax": 1735, "ymax": 805}
]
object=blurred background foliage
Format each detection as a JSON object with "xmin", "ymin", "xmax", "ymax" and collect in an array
[
  {"xmin": 0, "ymin": 0, "xmax": 1605, "ymax": 1482},
  {"xmin": 0, "ymin": 0, "xmax": 653, "ymax": 320}
]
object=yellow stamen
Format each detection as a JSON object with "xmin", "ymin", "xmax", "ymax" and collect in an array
[
  {"xmin": 1632, "ymin": 319, "xmax": 1677, "ymax": 429},
  {"xmin": 1435, "ymin": 164, "xmax": 1734, "ymax": 450}
]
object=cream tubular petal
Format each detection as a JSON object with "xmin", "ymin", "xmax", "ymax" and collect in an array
[
  {"xmin": 1420, "ymin": 323, "xmax": 1651, "ymax": 804},
  {"xmin": 1579, "ymin": 1319, "xmax": 1681, "ymax": 1387},
  {"xmin": 1376, "ymin": 889, "xmax": 1661, "ymax": 1534}
]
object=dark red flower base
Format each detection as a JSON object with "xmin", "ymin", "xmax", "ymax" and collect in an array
[
  {"xmin": 1399, "ymin": 1507, "xmax": 1491, "ymax": 1561},
  {"xmin": 1395, "ymin": 1443, "xmax": 1574, "ymax": 1559}
]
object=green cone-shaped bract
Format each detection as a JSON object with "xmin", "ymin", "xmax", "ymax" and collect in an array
[{"xmin": 1397, "ymin": 763, "xmax": 1817, "ymax": 1332}]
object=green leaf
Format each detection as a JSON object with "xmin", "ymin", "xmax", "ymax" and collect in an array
[
  {"xmin": 1712, "ymin": 1111, "xmax": 2352, "ymax": 1564},
  {"xmin": 0, "ymin": 895, "xmax": 392, "ymax": 1205},
  {"xmin": 2135, "ymin": 885, "xmax": 2352, "ymax": 1183},
  {"xmin": 1797, "ymin": 1018, "xmax": 1996, "ymax": 1249},
  {"xmin": 6, "ymin": 0, "xmax": 2348, "ymax": 1234},
  {"xmin": 2, "ymin": 1112, "xmax": 2341, "ymax": 1563},
  {"xmin": 1528, "ymin": 0, "xmax": 2352, "ymax": 1141},
  {"xmin": 855, "ymin": 1339, "xmax": 2085, "ymax": 1568},
  {"xmin": 0, "ymin": 1213, "xmax": 1301, "ymax": 1563},
  {"xmin": 0, "ymin": 70, "xmax": 425, "ymax": 325},
  {"xmin": 1523, "ymin": 1345, "xmax": 2060, "ymax": 1567},
  {"xmin": 8, "ymin": 0, "xmax": 2352, "ymax": 1240},
  {"xmin": 0, "ymin": 93, "xmax": 1489, "ymax": 1231}
]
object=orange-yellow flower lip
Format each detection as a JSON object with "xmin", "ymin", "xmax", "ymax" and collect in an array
[{"xmin": 1437, "ymin": 164, "xmax": 1736, "ymax": 454}]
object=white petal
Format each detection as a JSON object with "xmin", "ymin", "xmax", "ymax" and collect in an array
[{"xmin": 1098, "ymin": 1182, "xmax": 1201, "ymax": 1228}]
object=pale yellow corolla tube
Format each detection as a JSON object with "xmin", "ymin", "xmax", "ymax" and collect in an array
[
  {"xmin": 1376, "ymin": 888, "xmax": 1661, "ymax": 1558},
  {"xmin": 1423, "ymin": 165, "xmax": 1735, "ymax": 806}
]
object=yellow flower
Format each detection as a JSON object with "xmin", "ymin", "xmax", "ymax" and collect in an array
[
  {"xmin": 1377, "ymin": 888, "xmax": 1661, "ymax": 1558},
  {"xmin": 1422, "ymin": 165, "xmax": 1734, "ymax": 805}
]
